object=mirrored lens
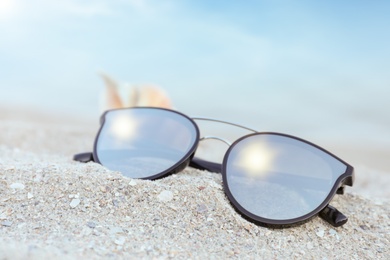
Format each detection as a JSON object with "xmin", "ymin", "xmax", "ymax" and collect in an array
[
  {"xmin": 95, "ymin": 108, "xmax": 199, "ymax": 179},
  {"xmin": 224, "ymin": 133, "xmax": 347, "ymax": 221}
]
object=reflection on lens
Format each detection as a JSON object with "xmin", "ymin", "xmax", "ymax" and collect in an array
[
  {"xmin": 95, "ymin": 108, "xmax": 199, "ymax": 179},
  {"xmin": 236, "ymin": 142, "xmax": 276, "ymax": 178},
  {"xmin": 224, "ymin": 133, "xmax": 347, "ymax": 221},
  {"xmin": 110, "ymin": 113, "xmax": 139, "ymax": 141}
]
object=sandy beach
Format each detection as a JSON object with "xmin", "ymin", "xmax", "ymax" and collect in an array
[{"xmin": 0, "ymin": 106, "xmax": 389, "ymax": 259}]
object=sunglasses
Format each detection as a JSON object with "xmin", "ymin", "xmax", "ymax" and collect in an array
[{"xmin": 74, "ymin": 107, "xmax": 354, "ymax": 228}]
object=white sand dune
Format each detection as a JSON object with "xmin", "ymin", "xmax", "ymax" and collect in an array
[{"xmin": 0, "ymin": 107, "xmax": 389, "ymax": 259}]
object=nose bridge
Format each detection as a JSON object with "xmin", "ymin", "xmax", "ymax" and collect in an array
[
  {"xmin": 200, "ymin": 136, "xmax": 232, "ymax": 146},
  {"xmin": 192, "ymin": 117, "xmax": 257, "ymax": 133},
  {"xmin": 193, "ymin": 117, "xmax": 257, "ymax": 152}
]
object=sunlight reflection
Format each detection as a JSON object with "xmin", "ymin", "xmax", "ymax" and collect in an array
[
  {"xmin": 110, "ymin": 114, "xmax": 139, "ymax": 141},
  {"xmin": 0, "ymin": 0, "xmax": 16, "ymax": 18},
  {"xmin": 236, "ymin": 142, "xmax": 276, "ymax": 178}
]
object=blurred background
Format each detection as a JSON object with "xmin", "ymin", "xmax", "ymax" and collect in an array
[{"xmin": 0, "ymin": 0, "xmax": 389, "ymax": 171}]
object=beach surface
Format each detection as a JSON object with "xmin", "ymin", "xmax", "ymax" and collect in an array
[{"xmin": 0, "ymin": 106, "xmax": 389, "ymax": 259}]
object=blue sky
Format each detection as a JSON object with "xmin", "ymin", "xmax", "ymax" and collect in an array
[{"xmin": 0, "ymin": 0, "xmax": 389, "ymax": 143}]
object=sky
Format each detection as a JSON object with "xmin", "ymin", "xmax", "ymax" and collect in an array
[{"xmin": 0, "ymin": 0, "xmax": 389, "ymax": 144}]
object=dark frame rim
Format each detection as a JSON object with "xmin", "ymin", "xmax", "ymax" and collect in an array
[
  {"xmin": 92, "ymin": 107, "xmax": 200, "ymax": 180},
  {"xmin": 221, "ymin": 132, "xmax": 354, "ymax": 228}
]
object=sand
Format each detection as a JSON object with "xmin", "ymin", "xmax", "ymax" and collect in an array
[{"xmin": 0, "ymin": 106, "xmax": 389, "ymax": 259}]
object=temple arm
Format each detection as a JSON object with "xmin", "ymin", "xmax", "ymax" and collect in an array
[
  {"xmin": 319, "ymin": 205, "xmax": 348, "ymax": 227},
  {"xmin": 73, "ymin": 152, "xmax": 94, "ymax": 163},
  {"xmin": 190, "ymin": 157, "xmax": 223, "ymax": 173}
]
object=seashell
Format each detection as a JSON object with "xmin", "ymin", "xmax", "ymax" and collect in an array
[
  {"xmin": 99, "ymin": 72, "xmax": 172, "ymax": 111},
  {"xmin": 100, "ymin": 72, "xmax": 124, "ymax": 109}
]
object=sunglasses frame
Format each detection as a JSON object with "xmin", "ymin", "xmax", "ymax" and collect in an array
[{"xmin": 74, "ymin": 107, "xmax": 355, "ymax": 228}]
